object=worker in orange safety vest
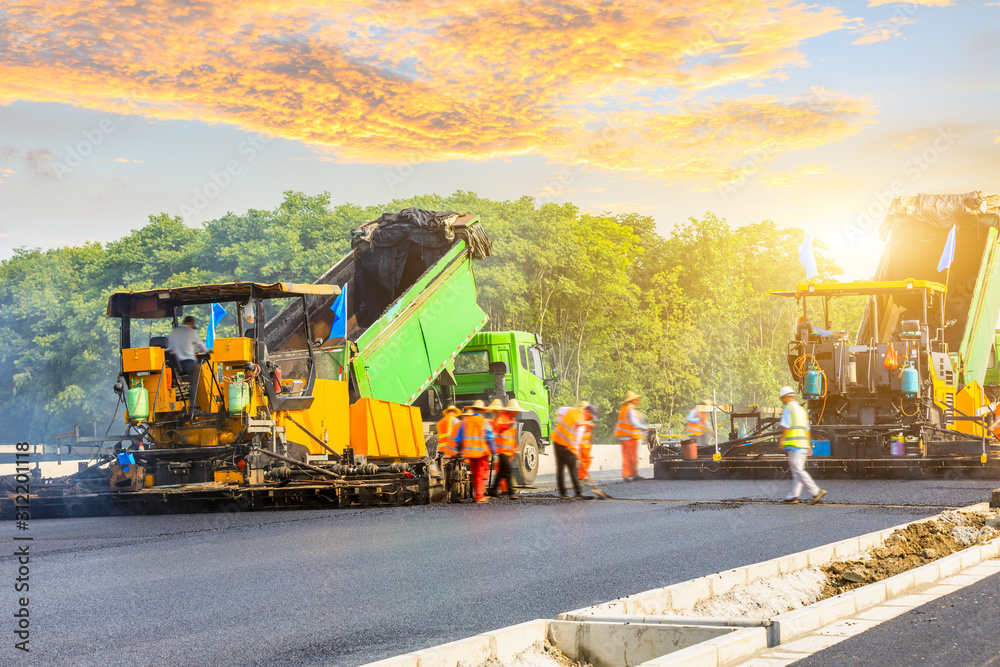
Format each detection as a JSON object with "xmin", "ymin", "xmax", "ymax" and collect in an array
[
  {"xmin": 487, "ymin": 398, "xmax": 526, "ymax": 498},
  {"xmin": 614, "ymin": 391, "xmax": 647, "ymax": 481},
  {"xmin": 453, "ymin": 400, "xmax": 496, "ymax": 503},
  {"xmin": 576, "ymin": 402, "xmax": 596, "ymax": 482},
  {"xmin": 552, "ymin": 403, "xmax": 597, "ymax": 499},
  {"xmin": 436, "ymin": 404, "xmax": 462, "ymax": 502},
  {"xmin": 437, "ymin": 405, "xmax": 462, "ymax": 459}
]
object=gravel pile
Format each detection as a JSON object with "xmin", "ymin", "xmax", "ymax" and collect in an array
[{"xmin": 821, "ymin": 511, "xmax": 996, "ymax": 596}]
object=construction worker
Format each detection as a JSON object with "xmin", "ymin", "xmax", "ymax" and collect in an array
[
  {"xmin": 577, "ymin": 401, "xmax": 595, "ymax": 483},
  {"xmin": 488, "ymin": 398, "xmax": 525, "ymax": 498},
  {"xmin": 779, "ymin": 386, "xmax": 826, "ymax": 505},
  {"xmin": 453, "ymin": 400, "xmax": 495, "ymax": 503},
  {"xmin": 552, "ymin": 403, "xmax": 597, "ymax": 499},
  {"xmin": 990, "ymin": 411, "xmax": 1000, "ymax": 441},
  {"xmin": 614, "ymin": 391, "xmax": 647, "ymax": 481},
  {"xmin": 436, "ymin": 405, "xmax": 462, "ymax": 501},
  {"xmin": 683, "ymin": 399, "xmax": 713, "ymax": 455},
  {"xmin": 166, "ymin": 315, "xmax": 209, "ymax": 379}
]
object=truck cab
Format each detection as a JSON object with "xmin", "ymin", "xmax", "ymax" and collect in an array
[{"xmin": 450, "ymin": 331, "xmax": 557, "ymax": 484}]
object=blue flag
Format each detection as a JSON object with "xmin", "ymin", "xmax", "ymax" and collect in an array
[
  {"xmin": 937, "ymin": 225, "xmax": 956, "ymax": 272},
  {"xmin": 329, "ymin": 284, "xmax": 347, "ymax": 340},
  {"xmin": 206, "ymin": 302, "xmax": 226, "ymax": 349},
  {"xmin": 798, "ymin": 233, "xmax": 818, "ymax": 280}
]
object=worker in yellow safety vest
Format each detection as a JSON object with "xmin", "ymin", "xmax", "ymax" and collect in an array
[
  {"xmin": 615, "ymin": 391, "xmax": 647, "ymax": 481},
  {"xmin": 437, "ymin": 405, "xmax": 462, "ymax": 502},
  {"xmin": 488, "ymin": 398, "xmax": 526, "ymax": 498},
  {"xmin": 453, "ymin": 400, "xmax": 496, "ymax": 503},
  {"xmin": 552, "ymin": 403, "xmax": 597, "ymax": 499},
  {"xmin": 779, "ymin": 386, "xmax": 826, "ymax": 505}
]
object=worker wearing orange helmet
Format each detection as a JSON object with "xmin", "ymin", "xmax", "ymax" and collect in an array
[
  {"xmin": 614, "ymin": 391, "xmax": 647, "ymax": 481},
  {"xmin": 488, "ymin": 398, "xmax": 526, "ymax": 498},
  {"xmin": 552, "ymin": 402, "xmax": 597, "ymax": 499},
  {"xmin": 453, "ymin": 400, "xmax": 496, "ymax": 503}
]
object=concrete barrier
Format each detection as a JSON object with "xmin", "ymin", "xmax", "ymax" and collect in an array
[
  {"xmin": 537, "ymin": 443, "xmax": 638, "ymax": 477},
  {"xmin": 550, "ymin": 620, "xmax": 732, "ymax": 667}
]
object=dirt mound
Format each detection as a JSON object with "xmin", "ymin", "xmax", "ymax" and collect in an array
[{"xmin": 821, "ymin": 512, "xmax": 993, "ymax": 597}]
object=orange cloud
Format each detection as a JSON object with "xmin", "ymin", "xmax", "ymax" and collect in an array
[
  {"xmin": 574, "ymin": 91, "xmax": 875, "ymax": 184},
  {"xmin": 852, "ymin": 16, "xmax": 915, "ymax": 44},
  {"xmin": 0, "ymin": 0, "xmax": 868, "ymax": 184}
]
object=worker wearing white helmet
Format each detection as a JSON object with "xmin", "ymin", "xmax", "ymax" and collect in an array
[{"xmin": 779, "ymin": 386, "xmax": 826, "ymax": 505}]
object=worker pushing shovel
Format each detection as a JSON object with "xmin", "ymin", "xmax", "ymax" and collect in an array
[
  {"xmin": 574, "ymin": 401, "xmax": 611, "ymax": 499},
  {"xmin": 552, "ymin": 402, "xmax": 598, "ymax": 499}
]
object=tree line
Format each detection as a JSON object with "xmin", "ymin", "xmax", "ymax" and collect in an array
[{"xmin": 0, "ymin": 190, "xmax": 854, "ymax": 443}]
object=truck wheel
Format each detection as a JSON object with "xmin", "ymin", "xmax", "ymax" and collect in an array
[{"xmin": 515, "ymin": 431, "xmax": 539, "ymax": 486}]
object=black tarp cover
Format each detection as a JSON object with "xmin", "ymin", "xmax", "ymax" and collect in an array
[
  {"xmin": 351, "ymin": 208, "xmax": 490, "ymax": 328},
  {"xmin": 879, "ymin": 191, "xmax": 1000, "ymax": 240}
]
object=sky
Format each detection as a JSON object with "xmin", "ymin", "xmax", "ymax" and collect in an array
[{"xmin": 0, "ymin": 0, "xmax": 998, "ymax": 280}]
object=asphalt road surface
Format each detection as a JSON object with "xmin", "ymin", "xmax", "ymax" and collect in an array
[{"xmin": 1, "ymin": 478, "xmax": 994, "ymax": 667}]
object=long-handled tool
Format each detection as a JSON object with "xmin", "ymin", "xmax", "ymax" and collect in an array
[
  {"xmin": 486, "ymin": 454, "xmax": 495, "ymax": 496},
  {"xmin": 585, "ymin": 472, "xmax": 612, "ymax": 499}
]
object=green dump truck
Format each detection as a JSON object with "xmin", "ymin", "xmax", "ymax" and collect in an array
[
  {"xmin": 266, "ymin": 209, "xmax": 556, "ymax": 484},
  {"xmin": 449, "ymin": 331, "xmax": 557, "ymax": 483}
]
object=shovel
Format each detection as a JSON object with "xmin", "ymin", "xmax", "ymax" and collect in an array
[{"xmin": 585, "ymin": 472, "xmax": 612, "ymax": 500}]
